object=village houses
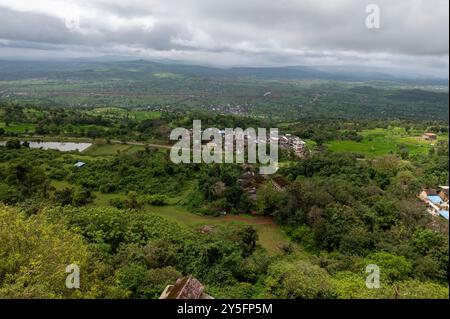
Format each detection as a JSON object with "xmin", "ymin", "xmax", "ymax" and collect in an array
[{"xmin": 419, "ymin": 186, "xmax": 449, "ymax": 220}]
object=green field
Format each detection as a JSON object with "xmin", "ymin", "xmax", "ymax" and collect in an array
[
  {"xmin": 0, "ymin": 122, "xmax": 36, "ymax": 133},
  {"xmin": 52, "ymin": 180, "xmax": 73, "ymax": 190},
  {"xmin": 145, "ymin": 205, "xmax": 289, "ymax": 255},
  {"xmin": 152, "ymin": 72, "xmax": 184, "ymax": 79},
  {"xmin": 85, "ymin": 143, "xmax": 145, "ymax": 156},
  {"xmin": 326, "ymin": 127, "xmax": 448, "ymax": 157}
]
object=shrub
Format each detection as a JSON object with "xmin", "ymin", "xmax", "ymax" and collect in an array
[{"xmin": 145, "ymin": 194, "xmax": 169, "ymax": 206}]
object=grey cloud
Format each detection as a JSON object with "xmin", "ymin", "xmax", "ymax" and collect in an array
[
  {"xmin": 0, "ymin": 7, "xmax": 75, "ymax": 45},
  {"xmin": 0, "ymin": 40, "xmax": 66, "ymax": 51},
  {"xmin": 182, "ymin": 0, "xmax": 448, "ymax": 56},
  {"xmin": 0, "ymin": 6, "xmax": 200, "ymax": 50},
  {"xmin": 0, "ymin": 0, "xmax": 448, "ymax": 76}
]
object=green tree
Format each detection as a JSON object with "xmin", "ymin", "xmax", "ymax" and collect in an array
[
  {"xmin": 262, "ymin": 258, "xmax": 333, "ymax": 299},
  {"xmin": 365, "ymin": 252, "xmax": 412, "ymax": 283},
  {"xmin": 0, "ymin": 205, "xmax": 124, "ymax": 298}
]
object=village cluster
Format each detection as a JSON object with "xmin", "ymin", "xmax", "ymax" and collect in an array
[
  {"xmin": 189, "ymin": 128, "xmax": 308, "ymax": 159},
  {"xmin": 278, "ymin": 134, "xmax": 309, "ymax": 158}
]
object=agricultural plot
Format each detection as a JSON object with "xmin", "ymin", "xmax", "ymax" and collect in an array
[
  {"xmin": 326, "ymin": 127, "xmax": 447, "ymax": 157},
  {"xmin": 84, "ymin": 143, "xmax": 145, "ymax": 156}
]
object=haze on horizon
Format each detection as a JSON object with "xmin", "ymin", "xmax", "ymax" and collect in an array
[{"xmin": 0, "ymin": 0, "xmax": 448, "ymax": 78}]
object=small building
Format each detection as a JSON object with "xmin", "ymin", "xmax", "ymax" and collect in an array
[
  {"xmin": 439, "ymin": 186, "xmax": 449, "ymax": 202},
  {"xmin": 427, "ymin": 194, "xmax": 444, "ymax": 206},
  {"xmin": 419, "ymin": 188, "xmax": 449, "ymax": 220},
  {"xmin": 439, "ymin": 210, "xmax": 449, "ymax": 220},
  {"xmin": 160, "ymin": 276, "xmax": 213, "ymax": 299},
  {"xmin": 419, "ymin": 189, "xmax": 439, "ymax": 201},
  {"xmin": 278, "ymin": 134, "xmax": 308, "ymax": 158},
  {"xmin": 422, "ymin": 132, "xmax": 437, "ymax": 141},
  {"xmin": 74, "ymin": 161, "xmax": 86, "ymax": 169}
]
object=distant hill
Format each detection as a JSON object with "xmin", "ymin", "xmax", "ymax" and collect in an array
[
  {"xmin": 0, "ymin": 59, "xmax": 447, "ymax": 85},
  {"xmin": 0, "ymin": 59, "xmax": 448, "ymax": 121}
]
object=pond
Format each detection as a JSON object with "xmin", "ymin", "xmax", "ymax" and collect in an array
[{"xmin": 0, "ymin": 141, "xmax": 92, "ymax": 152}]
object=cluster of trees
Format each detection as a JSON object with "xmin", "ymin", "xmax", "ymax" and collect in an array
[
  {"xmin": 256, "ymin": 149, "xmax": 449, "ymax": 287},
  {"xmin": 0, "ymin": 204, "xmax": 127, "ymax": 298},
  {"xmin": 0, "ymin": 204, "xmax": 266, "ymax": 298},
  {"xmin": 0, "ymin": 103, "xmax": 26, "ymax": 126},
  {"xmin": 1, "ymin": 203, "xmax": 447, "ymax": 299},
  {"xmin": 0, "ymin": 103, "xmax": 162, "ymax": 140},
  {"xmin": 0, "ymin": 148, "xmax": 94, "ymax": 208},
  {"xmin": 0, "ymin": 146, "xmax": 250, "ymax": 215}
]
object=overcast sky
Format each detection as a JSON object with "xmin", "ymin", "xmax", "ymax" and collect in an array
[{"xmin": 0, "ymin": 0, "xmax": 448, "ymax": 77}]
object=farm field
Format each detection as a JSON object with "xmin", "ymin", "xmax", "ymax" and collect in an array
[
  {"xmin": 84, "ymin": 143, "xmax": 145, "ymax": 156},
  {"xmin": 326, "ymin": 127, "xmax": 448, "ymax": 157}
]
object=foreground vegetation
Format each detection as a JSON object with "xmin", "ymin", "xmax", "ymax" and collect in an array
[
  {"xmin": 0, "ymin": 65, "xmax": 449, "ymax": 299},
  {"xmin": 1, "ymin": 203, "xmax": 448, "ymax": 299},
  {"xmin": 0, "ymin": 112, "xmax": 448, "ymax": 299}
]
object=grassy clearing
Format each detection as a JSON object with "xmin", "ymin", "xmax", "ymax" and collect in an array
[
  {"xmin": 131, "ymin": 110, "xmax": 162, "ymax": 121},
  {"xmin": 51, "ymin": 180, "xmax": 73, "ymax": 190},
  {"xmin": 145, "ymin": 205, "xmax": 289, "ymax": 255},
  {"xmin": 326, "ymin": 127, "xmax": 447, "ymax": 157},
  {"xmin": 85, "ymin": 143, "xmax": 145, "ymax": 156},
  {"xmin": 0, "ymin": 122, "xmax": 36, "ymax": 133},
  {"xmin": 91, "ymin": 192, "xmax": 127, "ymax": 207},
  {"xmin": 87, "ymin": 191, "xmax": 289, "ymax": 255},
  {"xmin": 152, "ymin": 72, "xmax": 183, "ymax": 79},
  {"xmin": 304, "ymin": 139, "xmax": 317, "ymax": 149}
]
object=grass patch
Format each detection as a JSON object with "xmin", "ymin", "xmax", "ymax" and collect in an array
[
  {"xmin": 326, "ymin": 127, "xmax": 447, "ymax": 157},
  {"xmin": 91, "ymin": 192, "xmax": 127, "ymax": 207},
  {"xmin": 152, "ymin": 72, "xmax": 183, "ymax": 79},
  {"xmin": 85, "ymin": 143, "xmax": 144, "ymax": 156},
  {"xmin": 0, "ymin": 122, "xmax": 36, "ymax": 133},
  {"xmin": 146, "ymin": 205, "xmax": 289, "ymax": 255},
  {"xmin": 51, "ymin": 180, "xmax": 73, "ymax": 190}
]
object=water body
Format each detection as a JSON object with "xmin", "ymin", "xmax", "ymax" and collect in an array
[{"xmin": 0, "ymin": 141, "xmax": 92, "ymax": 152}]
